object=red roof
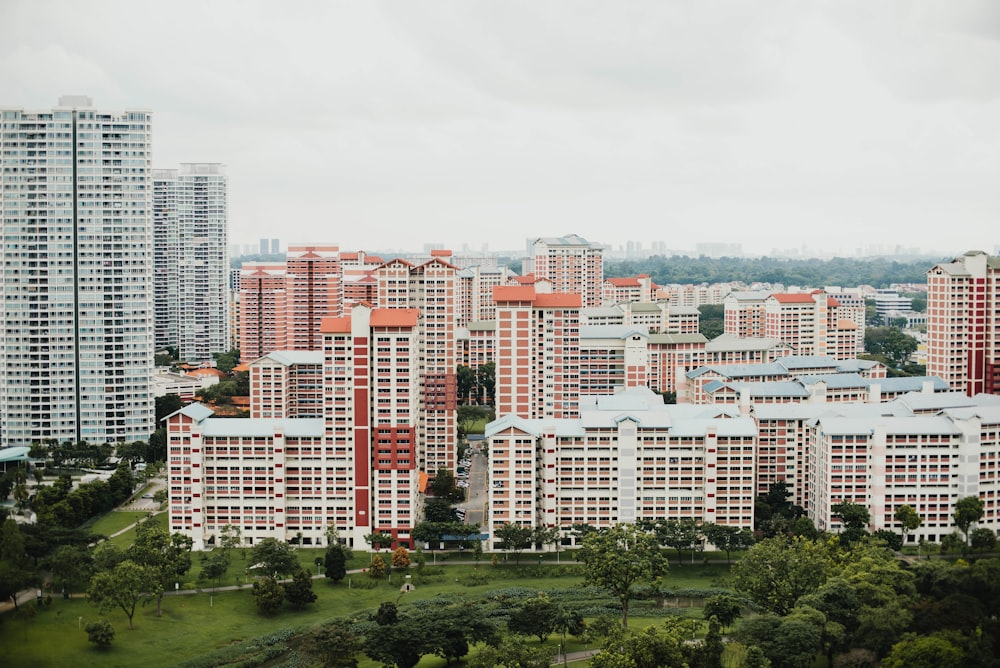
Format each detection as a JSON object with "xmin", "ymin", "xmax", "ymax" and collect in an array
[
  {"xmin": 430, "ymin": 249, "xmax": 452, "ymax": 257},
  {"xmin": 535, "ymin": 293, "xmax": 582, "ymax": 308},
  {"xmin": 606, "ymin": 277, "xmax": 640, "ymax": 287},
  {"xmin": 493, "ymin": 285, "xmax": 537, "ymax": 302},
  {"xmin": 320, "ymin": 316, "xmax": 352, "ymax": 333},
  {"xmin": 188, "ymin": 368, "xmax": 225, "ymax": 378},
  {"xmin": 370, "ymin": 309, "xmax": 419, "ymax": 328},
  {"xmin": 772, "ymin": 293, "xmax": 817, "ymax": 303}
]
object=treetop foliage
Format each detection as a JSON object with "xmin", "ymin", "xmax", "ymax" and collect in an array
[{"xmin": 606, "ymin": 255, "xmax": 939, "ymax": 288}]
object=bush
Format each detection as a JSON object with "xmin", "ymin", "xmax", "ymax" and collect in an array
[{"xmin": 85, "ymin": 619, "xmax": 115, "ymax": 648}]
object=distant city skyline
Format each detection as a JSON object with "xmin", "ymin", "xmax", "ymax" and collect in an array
[{"xmin": 5, "ymin": 1, "xmax": 998, "ymax": 257}]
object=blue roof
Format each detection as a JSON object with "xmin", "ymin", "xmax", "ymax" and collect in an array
[{"xmin": 0, "ymin": 446, "xmax": 31, "ymax": 464}]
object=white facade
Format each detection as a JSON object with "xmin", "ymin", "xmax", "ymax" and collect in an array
[
  {"xmin": 0, "ymin": 96, "xmax": 155, "ymax": 446},
  {"xmin": 153, "ymin": 164, "xmax": 229, "ymax": 363}
]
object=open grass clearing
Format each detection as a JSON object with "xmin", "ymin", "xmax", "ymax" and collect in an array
[{"xmin": 0, "ymin": 562, "xmax": 724, "ymax": 667}]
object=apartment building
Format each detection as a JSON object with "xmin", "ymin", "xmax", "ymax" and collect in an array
[
  {"xmin": 340, "ymin": 250, "xmax": 384, "ymax": 308},
  {"xmin": 456, "ymin": 265, "xmax": 518, "ymax": 327},
  {"xmin": 601, "ymin": 274, "xmax": 661, "ymax": 305},
  {"xmin": 524, "ymin": 234, "xmax": 605, "ymax": 307},
  {"xmin": 153, "ymin": 164, "xmax": 229, "ymax": 364},
  {"xmin": 377, "ymin": 252, "xmax": 459, "ymax": 475},
  {"xmin": 494, "ymin": 285, "xmax": 581, "ymax": 420},
  {"xmin": 0, "ymin": 96, "xmax": 155, "ymax": 447},
  {"xmin": 486, "ymin": 388, "xmax": 757, "ymax": 541},
  {"xmin": 285, "ymin": 245, "xmax": 342, "ymax": 351},
  {"xmin": 165, "ymin": 305, "xmax": 420, "ymax": 550},
  {"xmin": 239, "ymin": 263, "xmax": 287, "ymax": 362},
  {"xmin": 579, "ymin": 326, "xmax": 649, "ymax": 396},
  {"xmin": 927, "ymin": 251, "xmax": 1000, "ymax": 396},
  {"xmin": 683, "ymin": 356, "xmax": 886, "ymax": 404},
  {"xmin": 249, "ymin": 351, "xmax": 324, "ymax": 419},
  {"xmin": 664, "ymin": 283, "xmax": 733, "ymax": 308},
  {"xmin": 725, "ymin": 290, "xmax": 862, "ymax": 360}
]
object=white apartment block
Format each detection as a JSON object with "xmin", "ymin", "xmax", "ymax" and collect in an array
[
  {"xmin": 0, "ymin": 96, "xmax": 155, "ymax": 447},
  {"xmin": 525, "ymin": 234, "xmax": 605, "ymax": 308},
  {"xmin": 486, "ymin": 388, "xmax": 757, "ymax": 542},
  {"xmin": 153, "ymin": 164, "xmax": 230, "ymax": 364}
]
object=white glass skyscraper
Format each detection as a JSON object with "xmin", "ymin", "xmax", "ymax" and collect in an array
[
  {"xmin": 0, "ymin": 96, "xmax": 155, "ymax": 447},
  {"xmin": 153, "ymin": 164, "xmax": 230, "ymax": 363}
]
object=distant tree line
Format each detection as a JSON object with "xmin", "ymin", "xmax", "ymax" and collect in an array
[{"xmin": 606, "ymin": 255, "xmax": 940, "ymax": 288}]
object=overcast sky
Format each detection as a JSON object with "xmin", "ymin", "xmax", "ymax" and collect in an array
[{"xmin": 2, "ymin": 1, "xmax": 999, "ymax": 257}]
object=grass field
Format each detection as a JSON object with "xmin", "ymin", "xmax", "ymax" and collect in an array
[
  {"xmin": 0, "ymin": 561, "xmax": 726, "ymax": 667},
  {"xmin": 85, "ymin": 510, "xmax": 153, "ymax": 539}
]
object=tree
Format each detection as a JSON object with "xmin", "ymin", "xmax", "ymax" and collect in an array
[
  {"xmin": 48, "ymin": 544, "xmax": 93, "ymax": 594},
  {"xmin": 369, "ymin": 554, "xmax": 386, "ymax": 578},
  {"xmin": 429, "ymin": 468, "xmax": 465, "ymax": 503},
  {"xmin": 881, "ymin": 633, "xmax": 964, "ymax": 668},
  {"xmin": 299, "ymin": 619, "xmax": 361, "ymax": 668},
  {"xmin": 477, "ymin": 362, "xmax": 496, "ymax": 405},
  {"xmin": 508, "ymin": 594, "xmax": 559, "ymax": 643},
  {"xmin": 733, "ymin": 536, "xmax": 829, "ymax": 616},
  {"xmin": 533, "ymin": 524, "xmax": 563, "ymax": 560},
  {"xmin": 591, "ymin": 623, "xmax": 688, "ymax": 668},
  {"xmin": 698, "ymin": 304, "xmax": 725, "ymax": 340},
  {"xmin": 155, "ymin": 394, "xmax": 185, "ymax": 423},
  {"xmin": 392, "ymin": 545, "xmax": 410, "ymax": 569},
  {"xmin": 213, "ymin": 348, "xmax": 240, "ymax": 374},
  {"xmin": 285, "ymin": 569, "xmax": 317, "ymax": 609},
  {"xmin": 0, "ymin": 518, "xmax": 28, "ymax": 567},
  {"xmin": 364, "ymin": 531, "xmax": 393, "ymax": 556},
  {"xmin": 953, "ymin": 496, "xmax": 984, "ymax": 553},
  {"xmin": 864, "ymin": 327, "xmax": 919, "ymax": 369},
  {"xmin": 702, "ymin": 523, "xmax": 754, "ymax": 564},
  {"xmin": 219, "ymin": 523, "xmax": 242, "ymax": 559},
  {"xmin": 703, "ymin": 592, "xmax": 744, "ymax": 631},
  {"xmin": 971, "ymin": 527, "xmax": 996, "ymax": 552},
  {"xmin": 894, "ymin": 504, "xmax": 922, "ymax": 546},
  {"xmin": 495, "ymin": 523, "xmax": 534, "ymax": 564},
  {"xmin": 126, "ymin": 519, "xmax": 193, "ymax": 617},
  {"xmin": 467, "ymin": 632, "xmax": 556, "ymax": 668},
  {"xmin": 87, "ymin": 560, "xmax": 158, "ymax": 630},
  {"xmin": 85, "ymin": 620, "xmax": 115, "ymax": 649},
  {"xmin": 248, "ymin": 537, "xmax": 299, "ymax": 577},
  {"xmin": 252, "ymin": 575, "xmax": 285, "ymax": 615},
  {"xmin": 576, "ymin": 523, "xmax": 667, "ymax": 628},
  {"xmin": 0, "ymin": 559, "xmax": 33, "ymax": 611},
  {"xmin": 457, "ymin": 364, "xmax": 476, "ymax": 404},
  {"xmin": 324, "ymin": 543, "xmax": 348, "ymax": 583},
  {"xmin": 831, "ymin": 501, "xmax": 870, "ymax": 548},
  {"xmin": 424, "ymin": 498, "xmax": 458, "ymax": 523},
  {"xmin": 200, "ymin": 551, "xmax": 230, "ymax": 587},
  {"xmin": 653, "ymin": 518, "xmax": 700, "ymax": 566}
]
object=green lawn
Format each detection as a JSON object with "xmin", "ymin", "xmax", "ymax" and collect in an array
[
  {"xmin": 85, "ymin": 510, "xmax": 153, "ymax": 539},
  {"xmin": 0, "ymin": 562, "xmax": 725, "ymax": 667}
]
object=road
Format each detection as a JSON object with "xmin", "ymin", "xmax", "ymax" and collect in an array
[{"xmin": 463, "ymin": 443, "xmax": 488, "ymax": 529}]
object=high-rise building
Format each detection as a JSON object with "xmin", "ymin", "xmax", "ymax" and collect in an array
[
  {"xmin": 285, "ymin": 245, "xmax": 342, "ymax": 351},
  {"xmin": 0, "ymin": 96, "xmax": 155, "ymax": 446},
  {"xmin": 377, "ymin": 251, "xmax": 458, "ymax": 475},
  {"xmin": 494, "ymin": 284, "xmax": 581, "ymax": 419},
  {"xmin": 239, "ymin": 262, "xmax": 288, "ymax": 362},
  {"xmin": 153, "ymin": 164, "xmax": 229, "ymax": 363},
  {"xmin": 927, "ymin": 251, "xmax": 1000, "ymax": 395},
  {"xmin": 525, "ymin": 234, "xmax": 605, "ymax": 307}
]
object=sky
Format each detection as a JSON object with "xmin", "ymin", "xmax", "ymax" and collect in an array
[{"xmin": 2, "ymin": 0, "xmax": 999, "ymax": 258}]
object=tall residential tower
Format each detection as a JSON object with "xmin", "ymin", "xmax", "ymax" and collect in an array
[
  {"xmin": 153, "ymin": 164, "xmax": 229, "ymax": 363},
  {"xmin": 0, "ymin": 96, "xmax": 155, "ymax": 447}
]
